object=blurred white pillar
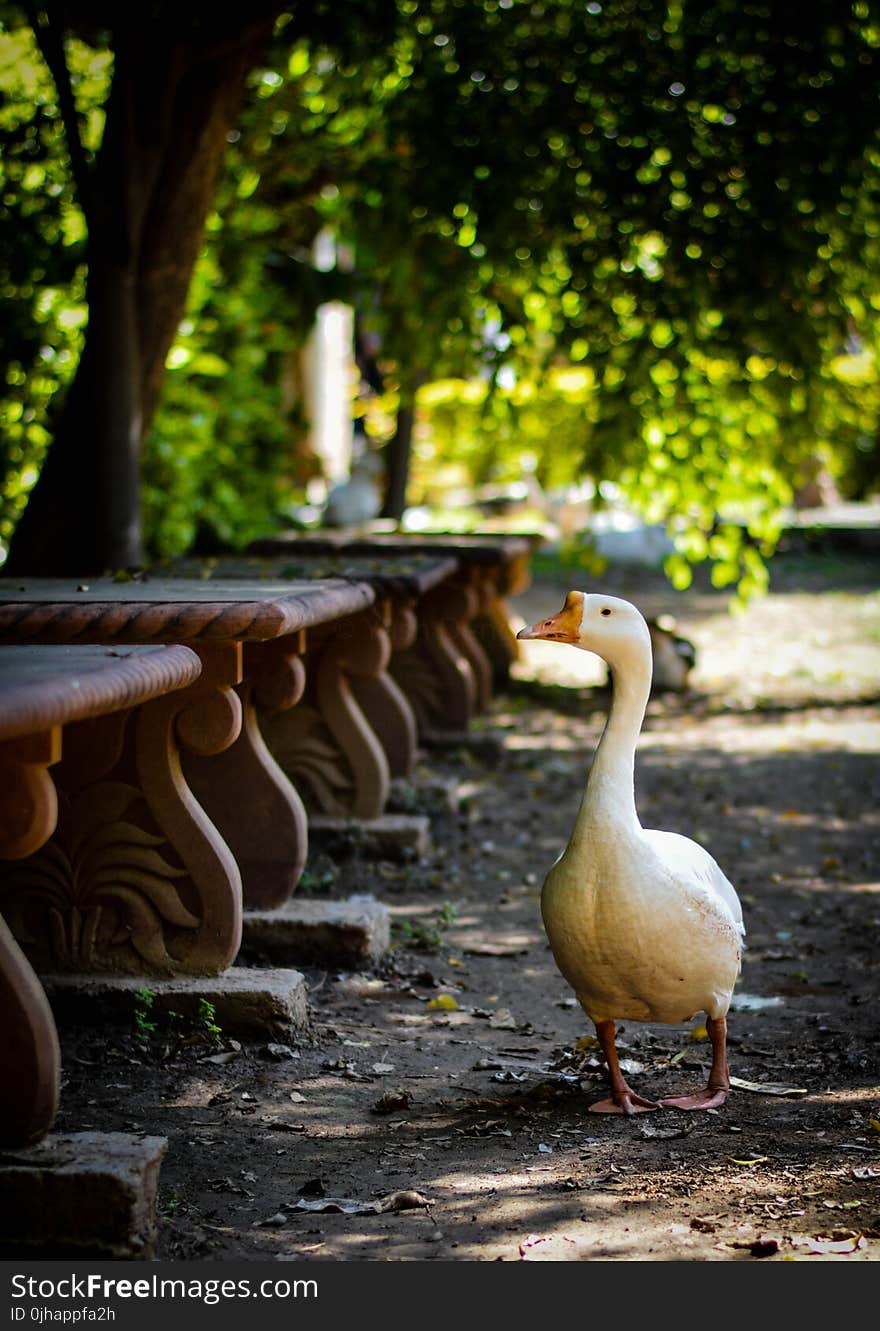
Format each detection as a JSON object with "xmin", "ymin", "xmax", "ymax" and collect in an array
[{"xmin": 303, "ymin": 229, "xmax": 355, "ymax": 494}]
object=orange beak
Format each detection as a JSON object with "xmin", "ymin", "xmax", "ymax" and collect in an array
[{"xmin": 516, "ymin": 590, "xmax": 584, "ymax": 644}]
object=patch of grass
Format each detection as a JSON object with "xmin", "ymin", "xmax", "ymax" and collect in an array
[
  {"xmin": 198, "ymin": 998, "xmax": 222, "ymax": 1038},
  {"xmin": 393, "ymin": 901, "xmax": 459, "ymax": 952},
  {"xmin": 133, "ymin": 988, "xmax": 157, "ymax": 1043},
  {"xmin": 298, "ymin": 855, "xmax": 339, "ymax": 894},
  {"xmin": 132, "ymin": 990, "xmax": 222, "ymax": 1043}
]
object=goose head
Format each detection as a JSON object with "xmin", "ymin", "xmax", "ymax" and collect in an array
[{"xmin": 517, "ymin": 590, "xmax": 651, "ymax": 670}]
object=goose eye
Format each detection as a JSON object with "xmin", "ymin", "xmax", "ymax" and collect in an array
[{"xmin": 600, "ymin": 607, "xmax": 612, "ymax": 617}]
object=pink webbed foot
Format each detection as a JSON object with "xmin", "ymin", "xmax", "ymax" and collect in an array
[
  {"xmin": 589, "ymin": 1089, "xmax": 660, "ymax": 1115},
  {"xmin": 589, "ymin": 1019, "xmax": 660, "ymax": 1114},
  {"xmin": 658, "ymin": 1086, "xmax": 729, "ymax": 1111},
  {"xmin": 659, "ymin": 1015, "xmax": 732, "ymax": 1111}
]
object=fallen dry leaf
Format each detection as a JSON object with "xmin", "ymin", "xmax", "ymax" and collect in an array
[
  {"xmin": 727, "ymin": 1237, "xmax": 779, "ymax": 1258},
  {"xmin": 371, "ymin": 1088, "xmax": 412, "ymax": 1115},
  {"xmin": 728, "ymin": 993, "xmax": 784, "ymax": 1011},
  {"xmin": 729, "ymin": 1077, "xmax": 808, "ymax": 1097},
  {"xmin": 463, "ymin": 939, "xmax": 532, "ymax": 957},
  {"xmin": 291, "ymin": 1198, "xmax": 377, "ymax": 1216},
  {"xmin": 291, "ymin": 1191, "xmax": 433, "ymax": 1217},
  {"xmin": 575, "ymin": 1035, "xmax": 600, "ymax": 1051},
  {"xmin": 377, "ymin": 1190, "xmax": 435, "ymax": 1214},
  {"xmin": 639, "ymin": 1120, "xmax": 693, "ymax": 1140},
  {"xmin": 427, "ymin": 994, "xmax": 459, "ymax": 1011},
  {"xmin": 726, "ymin": 1156, "xmax": 770, "ymax": 1167},
  {"xmin": 793, "ymin": 1231, "xmax": 867, "ymax": 1255},
  {"xmin": 265, "ymin": 1043, "xmax": 299, "ymax": 1060}
]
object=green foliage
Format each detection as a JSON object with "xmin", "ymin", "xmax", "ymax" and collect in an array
[
  {"xmin": 0, "ymin": 17, "xmax": 106, "ymax": 555},
  {"xmin": 142, "ymin": 232, "xmax": 307, "ymax": 558},
  {"xmin": 295, "ymin": 852, "xmax": 339, "ymax": 895},
  {"xmin": 3, "ymin": 1, "xmax": 879, "ymax": 587},
  {"xmin": 132, "ymin": 988, "xmax": 157, "ymax": 1043},
  {"xmin": 210, "ymin": 0, "xmax": 880, "ymax": 588},
  {"xmin": 197, "ymin": 998, "xmax": 222, "ymax": 1039},
  {"xmin": 132, "ymin": 989, "xmax": 222, "ymax": 1044},
  {"xmin": 414, "ymin": 336, "xmax": 880, "ymax": 595},
  {"xmin": 392, "ymin": 901, "xmax": 459, "ymax": 951}
]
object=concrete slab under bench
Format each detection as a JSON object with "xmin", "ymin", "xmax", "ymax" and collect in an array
[
  {"xmin": 307, "ymin": 812, "xmax": 430, "ymax": 859},
  {"xmin": 419, "ymin": 728, "xmax": 506, "ymax": 760},
  {"xmin": 42, "ymin": 967, "xmax": 309, "ymax": 1039},
  {"xmin": 242, "ymin": 894, "xmax": 391, "ymax": 968},
  {"xmin": 0, "ymin": 1131, "xmax": 166, "ymax": 1259}
]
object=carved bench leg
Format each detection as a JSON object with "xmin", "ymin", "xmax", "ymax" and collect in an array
[
  {"xmin": 389, "ymin": 583, "xmax": 478, "ymax": 732},
  {"xmin": 0, "ymin": 731, "xmax": 61, "ymax": 1147},
  {"xmin": 472, "ymin": 594, "xmax": 522, "ymax": 684},
  {"xmin": 0, "ymin": 646, "xmax": 244, "ymax": 977},
  {"xmin": 445, "ymin": 573, "xmax": 493, "ymax": 712},
  {"xmin": 0, "ymin": 731, "xmax": 60, "ymax": 860},
  {"xmin": 350, "ymin": 603, "xmax": 418, "ymax": 780},
  {"xmin": 470, "ymin": 558, "xmax": 530, "ymax": 685},
  {"xmin": 259, "ymin": 612, "xmax": 391, "ymax": 820},
  {"xmin": 0, "ymin": 913, "xmax": 60, "ymax": 1146},
  {"xmin": 182, "ymin": 639, "xmax": 309, "ymax": 910}
]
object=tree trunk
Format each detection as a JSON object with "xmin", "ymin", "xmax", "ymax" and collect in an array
[
  {"xmin": 4, "ymin": 12, "xmax": 276, "ymax": 576},
  {"xmin": 380, "ymin": 375, "xmax": 425, "ymax": 523}
]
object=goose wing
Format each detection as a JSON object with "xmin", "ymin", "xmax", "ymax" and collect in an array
[{"xmin": 642, "ymin": 829, "xmax": 745, "ymax": 937}]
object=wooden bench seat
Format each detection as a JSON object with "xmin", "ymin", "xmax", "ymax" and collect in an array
[{"xmin": 0, "ymin": 644, "xmax": 203, "ymax": 1147}]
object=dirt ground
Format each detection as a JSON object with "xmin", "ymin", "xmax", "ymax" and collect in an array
[{"xmin": 53, "ymin": 550, "xmax": 880, "ymax": 1262}]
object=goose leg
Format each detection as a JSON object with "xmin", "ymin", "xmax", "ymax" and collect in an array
[
  {"xmin": 659, "ymin": 1015, "xmax": 730, "ymax": 1111},
  {"xmin": 589, "ymin": 1019, "xmax": 659, "ymax": 1115}
]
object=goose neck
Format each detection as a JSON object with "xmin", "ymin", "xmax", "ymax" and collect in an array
[{"xmin": 577, "ymin": 653, "xmax": 651, "ymax": 832}]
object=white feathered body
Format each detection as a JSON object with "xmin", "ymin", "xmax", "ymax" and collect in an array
[
  {"xmin": 520, "ymin": 590, "xmax": 745, "ymax": 1042},
  {"xmin": 542, "ymin": 823, "xmax": 744, "ymax": 1026}
]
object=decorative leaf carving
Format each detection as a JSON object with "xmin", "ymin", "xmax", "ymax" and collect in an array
[
  {"xmin": 262, "ymin": 702, "xmax": 355, "ymax": 814},
  {"xmin": 0, "ymin": 780, "xmax": 201, "ymax": 972}
]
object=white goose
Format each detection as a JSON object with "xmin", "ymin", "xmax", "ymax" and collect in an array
[{"xmin": 518, "ymin": 591, "xmax": 744, "ymax": 1114}]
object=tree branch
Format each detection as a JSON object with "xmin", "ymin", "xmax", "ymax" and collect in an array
[{"xmin": 24, "ymin": 3, "xmax": 92, "ymax": 214}]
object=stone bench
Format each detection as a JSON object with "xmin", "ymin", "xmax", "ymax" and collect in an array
[
  {"xmin": 0, "ymin": 643, "xmax": 202, "ymax": 1147},
  {"xmin": 339, "ymin": 532, "xmax": 534, "ymax": 692},
  {"xmin": 0, "ymin": 576, "xmax": 377, "ymax": 940},
  {"xmin": 248, "ymin": 530, "xmax": 535, "ymax": 731},
  {"xmin": 167, "ymin": 551, "xmax": 459, "ymax": 796}
]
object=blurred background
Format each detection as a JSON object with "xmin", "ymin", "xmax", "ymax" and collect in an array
[{"xmin": 1, "ymin": 1, "xmax": 878, "ymax": 593}]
